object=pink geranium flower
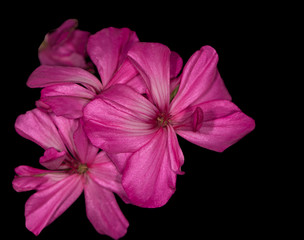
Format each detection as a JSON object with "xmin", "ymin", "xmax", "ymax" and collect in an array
[
  {"xmin": 38, "ymin": 19, "xmax": 91, "ymax": 69},
  {"xmin": 13, "ymin": 109, "xmax": 128, "ymax": 239},
  {"xmin": 83, "ymin": 43, "xmax": 255, "ymax": 208},
  {"xmin": 29, "ymin": 27, "xmax": 141, "ymax": 119},
  {"xmin": 28, "ymin": 26, "xmax": 183, "ymax": 119}
]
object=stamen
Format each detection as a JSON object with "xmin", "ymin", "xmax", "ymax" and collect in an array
[
  {"xmin": 77, "ymin": 163, "xmax": 88, "ymax": 174},
  {"xmin": 157, "ymin": 113, "xmax": 170, "ymax": 127}
]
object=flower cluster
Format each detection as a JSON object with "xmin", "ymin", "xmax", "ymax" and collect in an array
[{"xmin": 13, "ymin": 19, "xmax": 255, "ymax": 239}]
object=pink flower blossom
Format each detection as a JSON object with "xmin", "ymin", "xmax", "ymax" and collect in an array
[
  {"xmin": 29, "ymin": 25, "xmax": 183, "ymax": 119},
  {"xmin": 83, "ymin": 43, "xmax": 255, "ymax": 208},
  {"xmin": 38, "ymin": 19, "xmax": 91, "ymax": 69},
  {"xmin": 30, "ymin": 27, "xmax": 142, "ymax": 118},
  {"xmin": 13, "ymin": 109, "xmax": 128, "ymax": 239}
]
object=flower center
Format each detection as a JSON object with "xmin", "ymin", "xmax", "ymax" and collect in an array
[
  {"xmin": 77, "ymin": 163, "xmax": 89, "ymax": 174},
  {"xmin": 157, "ymin": 113, "xmax": 170, "ymax": 128}
]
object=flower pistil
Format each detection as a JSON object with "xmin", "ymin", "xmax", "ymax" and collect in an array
[
  {"xmin": 77, "ymin": 163, "xmax": 89, "ymax": 174},
  {"xmin": 157, "ymin": 113, "xmax": 171, "ymax": 128}
]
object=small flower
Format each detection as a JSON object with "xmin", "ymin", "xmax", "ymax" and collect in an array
[
  {"xmin": 83, "ymin": 43, "xmax": 255, "ymax": 208},
  {"xmin": 38, "ymin": 19, "xmax": 91, "ymax": 69},
  {"xmin": 13, "ymin": 109, "xmax": 128, "ymax": 239}
]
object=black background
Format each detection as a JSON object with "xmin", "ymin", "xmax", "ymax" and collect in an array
[{"xmin": 3, "ymin": 3, "xmax": 274, "ymax": 240}]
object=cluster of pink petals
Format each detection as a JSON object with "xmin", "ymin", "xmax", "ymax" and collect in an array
[
  {"xmin": 31, "ymin": 26, "xmax": 144, "ymax": 119},
  {"xmin": 38, "ymin": 19, "xmax": 91, "ymax": 69},
  {"xmin": 83, "ymin": 43, "xmax": 255, "ymax": 208},
  {"xmin": 13, "ymin": 110, "xmax": 128, "ymax": 239},
  {"xmin": 14, "ymin": 19, "xmax": 255, "ymax": 239}
]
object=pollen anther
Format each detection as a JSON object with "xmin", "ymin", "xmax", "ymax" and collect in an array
[
  {"xmin": 77, "ymin": 163, "xmax": 89, "ymax": 174},
  {"xmin": 157, "ymin": 113, "xmax": 170, "ymax": 127}
]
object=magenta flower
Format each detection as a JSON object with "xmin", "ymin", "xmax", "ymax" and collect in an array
[
  {"xmin": 29, "ymin": 25, "xmax": 183, "ymax": 119},
  {"xmin": 38, "ymin": 19, "xmax": 91, "ymax": 69},
  {"xmin": 30, "ymin": 27, "xmax": 142, "ymax": 119},
  {"xmin": 83, "ymin": 43, "xmax": 255, "ymax": 208},
  {"xmin": 13, "ymin": 109, "xmax": 128, "ymax": 239}
]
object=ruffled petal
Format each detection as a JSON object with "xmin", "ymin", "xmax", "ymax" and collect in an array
[
  {"xmin": 15, "ymin": 108, "xmax": 66, "ymax": 151},
  {"xmin": 106, "ymin": 58, "xmax": 146, "ymax": 94},
  {"xmin": 84, "ymin": 177, "xmax": 129, "ymax": 239},
  {"xmin": 39, "ymin": 83, "xmax": 94, "ymax": 118},
  {"xmin": 43, "ymin": 19, "xmax": 78, "ymax": 45},
  {"xmin": 73, "ymin": 120, "xmax": 99, "ymax": 165},
  {"xmin": 170, "ymin": 51, "xmax": 183, "ymax": 79},
  {"xmin": 38, "ymin": 19, "xmax": 78, "ymax": 66},
  {"xmin": 106, "ymin": 152, "xmax": 133, "ymax": 173},
  {"xmin": 27, "ymin": 65, "xmax": 102, "ymax": 93},
  {"xmin": 128, "ymin": 42, "xmax": 171, "ymax": 112},
  {"xmin": 83, "ymin": 84, "xmax": 158, "ymax": 153},
  {"xmin": 70, "ymin": 29, "xmax": 91, "ymax": 56},
  {"xmin": 167, "ymin": 125, "xmax": 184, "ymax": 174},
  {"xmin": 50, "ymin": 114, "xmax": 79, "ymax": 158},
  {"xmin": 174, "ymin": 100, "xmax": 255, "ymax": 152},
  {"xmin": 170, "ymin": 46, "xmax": 231, "ymax": 115},
  {"xmin": 39, "ymin": 96, "xmax": 90, "ymax": 119},
  {"xmin": 38, "ymin": 19, "xmax": 90, "ymax": 69},
  {"xmin": 12, "ymin": 166, "xmax": 69, "ymax": 192},
  {"xmin": 41, "ymin": 83, "xmax": 95, "ymax": 99},
  {"xmin": 122, "ymin": 74, "xmax": 146, "ymax": 94},
  {"xmin": 88, "ymin": 151, "xmax": 128, "ymax": 202},
  {"xmin": 122, "ymin": 128, "xmax": 179, "ymax": 208},
  {"xmin": 25, "ymin": 174, "xmax": 83, "ymax": 235},
  {"xmin": 87, "ymin": 27, "xmax": 139, "ymax": 87},
  {"xmin": 39, "ymin": 148, "xmax": 66, "ymax": 170}
]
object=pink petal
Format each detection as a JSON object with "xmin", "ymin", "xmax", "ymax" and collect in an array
[
  {"xmin": 42, "ymin": 19, "xmax": 78, "ymax": 46},
  {"xmin": 39, "ymin": 49, "xmax": 88, "ymax": 69},
  {"xmin": 170, "ymin": 46, "xmax": 231, "ymax": 115},
  {"xmin": 106, "ymin": 152, "xmax": 133, "ymax": 174},
  {"xmin": 88, "ymin": 151, "xmax": 129, "ymax": 203},
  {"xmin": 167, "ymin": 125, "xmax": 185, "ymax": 174},
  {"xmin": 123, "ymin": 74, "xmax": 147, "ymax": 94},
  {"xmin": 87, "ymin": 27, "xmax": 139, "ymax": 87},
  {"xmin": 12, "ymin": 166, "xmax": 69, "ymax": 192},
  {"xmin": 27, "ymin": 65, "xmax": 102, "ymax": 93},
  {"xmin": 83, "ymin": 84, "xmax": 158, "ymax": 153},
  {"xmin": 122, "ymin": 128, "xmax": 180, "ymax": 208},
  {"xmin": 38, "ymin": 19, "xmax": 78, "ymax": 66},
  {"xmin": 174, "ymin": 100, "xmax": 255, "ymax": 152},
  {"xmin": 193, "ymin": 106, "xmax": 204, "ymax": 131},
  {"xmin": 170, "ymin": 51, "xmax": 183, "ymax": 79},
  {"xmin": 128, "ymin": 42, "xmax": 171, "ymax": 112},
  {"xmin": 50, "ymin": 114, "xmax": 79, "ymax": 158},
  {"xmin": 39, "ymin": 147, "xmax": 66, "ymax": 170},
  {"xmin": 40, "ymin": 96, "xmax": 90, "ymax": 119},
  {"xmin": 25, "ymin": 174, "xmax": 83, "ymax": 235},
  {"xmin": 73, "ymin": 120, "xmax": 99, "ymax": 165},
  {"xmin": 38, "ymin": 19, "xmax": 90, "ymax": 68},
  {"xmin": 84, "ymin": 176, "xmax": 129, "ymax": 239},
  {"xmin": 69, "ymin": 29, "xmax": 91, "ymax": 57},
  {"xmin": 35, "ymin": 99, "xmax": 52, "ymax": 112},
  {"xmin": 40, "ymin": 83, "xmax": 94, "ymax": 118},
  {"xmin": 15, "ymin": 108, "xmax": 66, "ymax": 151},
  {"xmin": 41, "ymin": 83, "xmax": 96, "ymax": 99},
  {"xmin": 193, "ymin": 69, "xmax": 231, "ymax": 104},
  {"xmin": 106, "ymin": 58, "xmax": 146, "ymax": 94}
]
